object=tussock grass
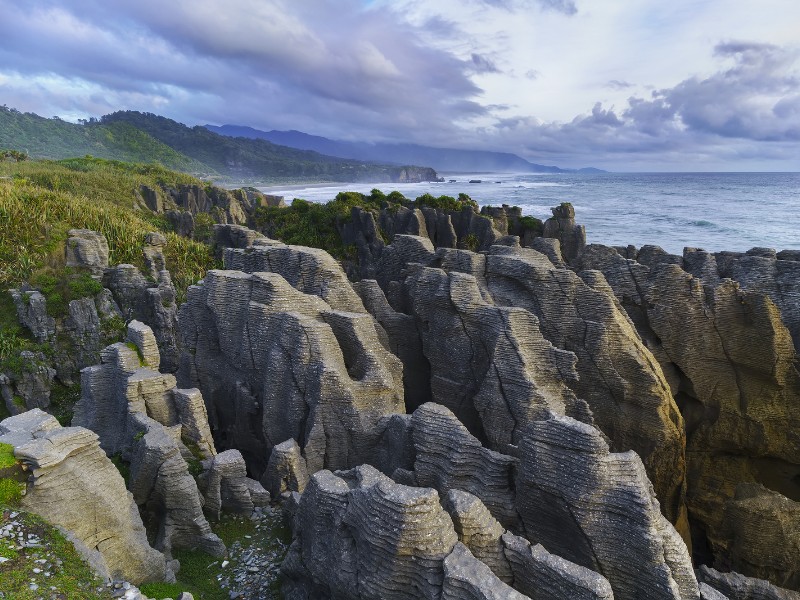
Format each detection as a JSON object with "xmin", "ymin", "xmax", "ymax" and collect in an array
[{"xmin": 0, "ymin": 157, "xmax": 219, "ymax": 302}]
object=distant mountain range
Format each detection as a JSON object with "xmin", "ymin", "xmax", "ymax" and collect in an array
[
  {"xmin": 205, "ymin": 124, "xmax": 604, "ymax": 174},
  {"xmin": 0, "ymin": 107, "xmax": 439, "ymax": 184}
]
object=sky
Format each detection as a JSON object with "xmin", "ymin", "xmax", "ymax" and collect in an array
[{"xmin": 0, "ymin": 0, "xmax": 799, "ymax": 171}]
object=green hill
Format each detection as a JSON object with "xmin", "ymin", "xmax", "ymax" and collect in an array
[
  {"xmin": 101, "ymin": 111, "xmax": 438, "ymax": 183},
  {"xmin": 0, "ymin": 107, "xmax": 209, "ymax": 174},
  {"xmin": 0, "ymin": 106, "xmax": 440, "ymax": 184}
]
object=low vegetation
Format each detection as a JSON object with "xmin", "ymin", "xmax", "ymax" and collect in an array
[
  {"xmin": 0, "ymin": 156, "xmax": 218, "ymax": 303},
  {"xmin": 0, "ymin": 510, "xmax": 106, "ymax": 600}
]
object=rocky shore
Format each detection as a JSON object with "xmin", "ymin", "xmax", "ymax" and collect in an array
[{"xmin": 2, "ymin": 194, "xmax": 799, "ymax": 600}]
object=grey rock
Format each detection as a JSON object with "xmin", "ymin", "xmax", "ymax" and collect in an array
[
  {"xmin": 442, "ymin": 490, "xmax": 512, "ymax": 582},
  {"xmin": 412, "ymin": 403, "xmax": 518, "ymax": 528},
  {"xmin": 10, "ymin": 289, "xmax": 55, "ymax": 343},
  {"xmin": 354, "ymin": 280, "xmax": 430, "ymax": 412},
  {"xmin": 74, "ymin": 322, "xmax": 225, "ymax": 558},
  {"xmin": 542, "ymin": 202, "xmax": 585, "ymax": 262},
  {"xmin": 262, "ymin": 439, "xmax": 309, "ymax": 499},
  {"xmin": 0, "ymin": 351, "xmax": 54, "ymax": 414},
  {"xmin": 0, "ymin": 409, "xmax": 170, "ymax": 584},
  {"xmin": 65, "ymin": 229, "xmax": 109, "ymax": 276},
  {"xmin": 172, "ymin": 388, "xmax": 216, "ymax": 459},
  {"xmin": 516, "ymin": 414, "xmax": 699, "ymax": 600},
  {"xmin": 282, "ymin": 466, "xmax": 458, "ymax": 600},
  {"xmin": 139, "ymin": 185, "xmax": 163, "ymax": 213},
  {"xmin": 697, "ymin": 566, "xmax": 800, "ymax": 600},
  {"xmin": 700, "ymin": 583, "xmax": 731, "ymax": 600},
  {"xmin": 204, "ymin": 449, "xmax": 269, "ymax": 521},
  {"xmin": 441, "ymin": 542, "xmax": 529, "ymax": 600},
  {"xmin": 105, "ymin": 262, "xmax": 180, "ymax": 373},
  {"xmin": 485, "ymin": 242, "xmax": 687, "ymax": 532},
  {"xmin": 502, "ymin": 532, "xmax": 614, "ymax": 600},
  {"xmin": 404, "ymin": 264, "xmax": 584, "ymax": 449},
  {"xmin": 166, "ymin": 210, "xmax": 194, "ymax": 238},
  {"xmin": 178, "ymin": 268, "xmax": 403, "ymax": 478}
]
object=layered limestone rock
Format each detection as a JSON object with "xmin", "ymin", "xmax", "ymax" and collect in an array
[
  {"xmin": 0, "ymin": 351, "xmax": 55, "ymax": 414},
  {"xmin": 201, "ymin": 449, "xmax": 269, "ymax": 521},
  {"xmin": 441, "ymin": 543, "xmax": 528, "ymax": 600},
  {"xmin": 404, "ymin": 264, "xmax": 586, "ymax": 449},
  {"xmin": 542, "ymin": 202, "xmax": 585, "ymax": 263},
  {"xmin": 178, "ymin": 262, "xmax": 404, "ymax": 477},
  {"xmin": 222, "ymin": 241, "xmax": 369, "ymax": 313},
  {"xmin": 73, "ymin": 321, "xmax": 231, "ymax": 557},
  {"xmin": 442, "ymin": 489, "xmax": 512, "ymax": 582},
  {"xmin": 10, "ymin": 289, "xmax": 55, "ymax": 343},
  {"xmin": 281, "ymin": 465, "xmax": 459, "ymax": 599},
  {"xmin": 0, "ymin": 409, "xmax": 170, "ymax": 584},
  {"xmin": 718, "ymin": 484, "xmax": 800, "ymax": 590},
  {"xmin": 482, "ymin": 242, "xmax": 687, "ymax": 531},
  {"xmin": 697, "ymin": 566, "xmax": 800, "ymax": 600},
  {"xmin": 262, "ymin": 439, "xmax": 310, "ymax": 499},
  {"xmin": 412, "ymin": 403, "xmax": 518, "ymax": 528},
  {"xmin": 65, "ymin": 228, "xmax": 109, "ymax": 277},
  {"xmin": 577, "ymin": 244, "xmax": 800, "ymax": 587},
  {"xmin": 516, "ymin": 414, "xmax": 699, "ymax": 600},
  {"xmin": 99, "ymin": 232, "xmax": 181, "ymax": 373}
]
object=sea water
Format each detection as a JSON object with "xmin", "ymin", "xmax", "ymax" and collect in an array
[{"xmin": 261, "ymin": 172, "xmax": 800, "ymax": 255}]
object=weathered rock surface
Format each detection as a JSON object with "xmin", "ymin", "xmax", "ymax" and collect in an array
[
  {"xmin": 542, "ymin": 202, "xmax": 585, "ymax": 263},
  {"xmin": 578, "ymin": 244, "xmax": 800, "ymax": 587},
  {"xmin": 441, "ymin": 542, "xmax": 528, "ymax": 600},
  {"xmin": 201, "ymin": 449, "xmax": 269, "ymax": 521},
  {"xmin": 73, "ymin": 321, "xmax": 226, "ymax": 557},
  {"xmin": 178, "ymin": 261, "xmax": 404, "ymax": 477},
  {"xmin": 412, "ymin": 403, "xmax": 518, "ymax": 528},
  {"xmin": 483, "ymin": 242, "xmax": 687, "ymax": 531},
  {"xmin": 65, "ymin": 228, "xmax": 109, "ymax": 276},
  {"xmin": 502, "ymin": 532, "xmax": 615, "ymax": 600},
  {"xmin": 516, "ymin": 414, "xmax": 698, "ymax": 600},
  {"xmin": 104, "ymin": 257, "xmax": 180, "ymax": 373},
  {"xmin": 404, "ymin": 264, "xmax": 586, "ymax": 449},
  {"xmin": 0, "ymin": 351, "xmax": 55, "ymax": 414},
  {"xmin": 697, "ymin": 566, "xmax": 800, "ymax": 600},
  {"xmin": 262, "ymin": 439, "xmax": 309, "ymax": 499},
  {"xmin": 281, "ymin": 465, "xmax": 458, "ymax": 599},
  {"xmin": 0, "ymin": 409, "xmax": 170, "ymax": 584},
  {"xmin": 10, "ymin": 289, "xmax": 55, "ymax": 343}
]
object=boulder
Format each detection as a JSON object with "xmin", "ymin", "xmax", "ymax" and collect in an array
[
  {"xmin": 0, "ymin": 409, "xmax": 171, "ymax": 584},
  {"xmin": 65, "ymin": 229, "xmax": 109, "ymax": 276}
]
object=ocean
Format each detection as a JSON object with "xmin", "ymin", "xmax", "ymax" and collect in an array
[{"xmin": 260, "ymin": 172, "xmax": 800, "ymax": 255}]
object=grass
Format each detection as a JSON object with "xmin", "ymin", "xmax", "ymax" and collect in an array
[
  {"xmin": 49, "ymin": 382, "xmax": 81, "ymax": 426},
  {"xmin": 0, "ymin": 478, "xmax": 24, "ymax": 506},
  {"xmin": 0, "ymin": 443, "xmax": 17, "ymax": 469},
  {"xmin": 0, "ymin": 510, "xmax": 105, "ymax": 599},
  {"xmin": 0, "ymin": 157, "xmax": 220, "ymax": 304}
]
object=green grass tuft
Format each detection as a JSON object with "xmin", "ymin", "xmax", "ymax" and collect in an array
[
  {"xmin": 0, "ymin": 443, "xmax": 17, "ymax": 469},
  {"xmin": 0, "ymin": 478, "xmax": 24, "ymax": 506}
]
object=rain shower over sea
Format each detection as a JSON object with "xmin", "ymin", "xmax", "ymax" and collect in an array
[{"xmin": 261, "ymin": 172, "xmax": 800, "ymax": 255}]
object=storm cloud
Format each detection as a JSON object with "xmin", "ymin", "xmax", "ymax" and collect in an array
[{"xmin": 0, "ymin": 0, "xmax": 799, "ymax": 170}]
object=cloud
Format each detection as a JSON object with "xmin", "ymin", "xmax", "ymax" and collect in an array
[
  {"xmin": 525, "ymin": 69, "xmax": 540, "ymax": 80},
  {"xmin": 471, "ymin": 42, "xmax": 800, "ymax": 169},
  {"xmin": 0, "ymin": 0, "xmax": 486, "ymax": 142},
  {"xmin": 536, "ymin": 0, "xmax": 578, "ymax": 15},
  {"xmin": 606, "ymin": 79, "xmax": 634, "ymax": 90},
  {"xmin": 470, "ymin": 53, "xmax": 500, "ymax": 73},
  {"xmin": 473, "ymin": 0, "xmax": 577, "ymax": 14}
]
